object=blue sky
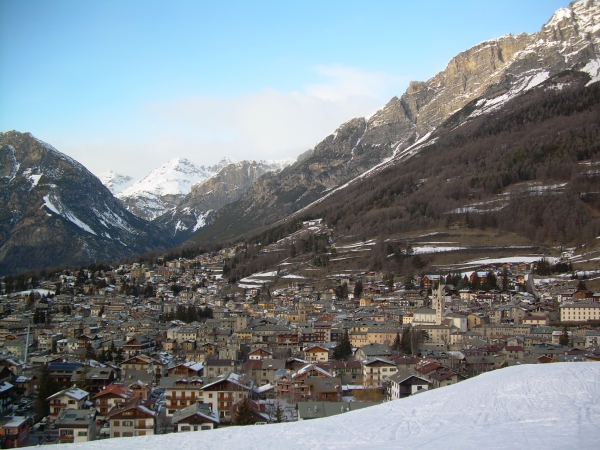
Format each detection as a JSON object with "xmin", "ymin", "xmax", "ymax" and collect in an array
[{"xmin": 0, "ymin": 0, "xmax": 569, "ymax": 179}]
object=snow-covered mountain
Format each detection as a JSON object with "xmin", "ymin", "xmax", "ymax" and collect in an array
[
  {"xmin": 53, "ymin": 363, "xmax": 600, "ymax": 450},
  {"xmin": 116, "ymin": 157, "xmax": 232, "ymax": 221},
  {"xmin": 98, "ymin": 170, "xmax": 134, "ymax": 195},
  {"xmin": 0, "ymin": 131, "xmax": 173, "ymax": 275},
  {"xmin": 154, "ymin": 159, "xmax": 290, "ymax": 243}
]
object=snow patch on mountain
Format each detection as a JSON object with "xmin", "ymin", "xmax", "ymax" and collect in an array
[
  {"xmin": 42, "ymin": 194, "xmax": 97, "ymax": 235},
  {"xmin": 98, "ymin": 170, "xmax": 135, "ymax": 195}
]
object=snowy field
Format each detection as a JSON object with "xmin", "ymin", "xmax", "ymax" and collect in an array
[{"xmin": 52, "ymin": 363, "xmax": 600, "ymax": 450}]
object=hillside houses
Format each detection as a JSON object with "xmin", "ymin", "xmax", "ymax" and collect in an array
[{"xmin": 0, "ymin": 247, "xmax": 597, "ymax": 441}]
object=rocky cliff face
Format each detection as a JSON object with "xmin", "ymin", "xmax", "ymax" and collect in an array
[
  {"xmin": 154, "ymin": 160, "xmax": 288, "ymax": 243},
  {"xmin": 193, "ymin": 0, "xmax": 600, "ymax": 243},
  {"xmin": 0, "ymin": 131, "xmax": 173, "ymax": 275}
]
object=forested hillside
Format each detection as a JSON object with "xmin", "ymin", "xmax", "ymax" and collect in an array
[{"xmin": 297, "ymin": 71, "xmax": 600, "ymax": 247}]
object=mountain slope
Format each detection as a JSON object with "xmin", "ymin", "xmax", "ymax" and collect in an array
[
  {"xmin": 0, "ymin": 131, "xmax": 173, "ymax": 275},
  {"xmin": 98, "ymin": 170, "xmax": 134, "ymax": 195},
  {"xmin": 53, "ymin": 363, "xmax": 600, "ymax": 450},
  {"xmin": 192, "ymin": 0, "xmax": 600, "ymax": 244},
  {"xmin": 154, "ymin": 159, "xmax": 290, "ymax": 243},
  {"xmin": 298, "ymin": 70, "xmax": 600, "ymax": 247},
  {"xmin": 117, "ymin": 157, "xmax": 231, "ymax": 221}
]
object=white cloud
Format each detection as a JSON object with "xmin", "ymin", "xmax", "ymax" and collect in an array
[{"xmin": 61, "ymin": 65, "xmax": 405, "ymax": 180}]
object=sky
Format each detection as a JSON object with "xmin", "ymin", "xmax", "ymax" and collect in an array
[{"xmin": 0, "ymin": 0, "xmax": 570, "ymax": 180}]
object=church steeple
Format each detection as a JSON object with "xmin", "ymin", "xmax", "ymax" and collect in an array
[{"xmin": 435, "ymin": 281, "xmax": 443, "ymax": 325}]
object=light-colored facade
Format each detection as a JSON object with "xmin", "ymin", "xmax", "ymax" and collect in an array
[{"xmin": 560, "ymin": 303, "xmax": 600, "ymax": 323}]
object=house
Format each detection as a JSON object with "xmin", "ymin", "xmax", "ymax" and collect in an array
[
  {"xmin": 160, "ymin": 376, "xmax": 204, "ymax": 417},
  {"xmin": 361, "ymin": 358, "xmax": 397, "ymax": 386},
  {"xmin": 122, "ymin": 334, "xmax": 155, "ymax": 356},
  {"xmin": 48, "ymin": 362, "xmax": 84, "ymax": 389},
  {"xmin": 330, "ymin": 360, "xmax": 362, "ymax": 384},
  {"xmin": 172, "ymin": 403, "xmax": 219, "ymax": 432},
  {"xmin": 199, "ymin": 373, "xmax": 252, "ymax": 423},
  {"xmin": 55, "ymin": 408, "xmax": 97, "ymax": 444},
  {"xmin": 303, "ymin": 345, "xmax": 329, "ymax": 363},
  {"xmin": 47, "ymin": 387, "xmax": 89, "ymax": 418},
  {"xmin": 0, "ymin": 382, "xmax": 14, "ymax": 416},
  {"xmin": 167, "ymin": 361, "xmax": 204, "ymax": 377},
  {"xmin": 0, "ymin": 416, "xmax": 29, "ymax": 448},
  {"xmin": 304, "ymin": 377, "xmax": 342, "ymax": 401},
  {"xmin": 204, "ymin": 359, "xmax": 236, "ymax": 379},
  {"xmin": 93, "ymin": 385, "xmax": 135, "ymax": 416},
  {"xmin": 387, "ymin": 370, "xmax": 429, "ymax": 400},
  {"xmin": 70, "ymin": 367, "xmax": 115, "ymax": 394},
  {"xmin": 248, "ymin": 348, "xmax": 273, "ymax": 361},
  {"xmin": 105, "ymin": 397, "xmax": 156, "ymax": 438},
  {"xmin": 355, "ymin": 343, "xmax": 391, "ymax": 361},
  {"xmin": 560, "ymin": 303, "xmax": 600, "ymax": 323},
  {"xmin": 243, "ymin": 359, "xmax": 285, "ymax": 387}
]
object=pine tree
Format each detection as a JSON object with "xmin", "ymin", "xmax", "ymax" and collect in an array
[
  {"xmin": 85, "ymin": 344, "xmax": 97, "ymax": 361},
  {"xmin": 34, "ymin": 364, "xmax": 60, "ymax": 417},
  {"xmin": 115, "ymin": 347, "xmax": 124, "ymax": 365},
  {"xmin": 354, "ymin": 279, "xmax": 363, "ymax": 298},
  {"xmin": 273, "ymin": 402, "xmax": 284, "ymax": 423},
  {"xmin": 392, "ymin": 332, "xmax": 401, "ymax": 352},
  {"xmin": 400, "ymin": 328, "xmax": 412, "ymax": 354},
  {"xmin": 333, "ymin": 329, "xmax": 352, "ymax": 360},
  {"xmin": 559, "ymin": 327, "xmax": 570, "ymax": 347},
  {"xmin": 234, "ymin": 397, "xmax": 255, "ymax": 425}
]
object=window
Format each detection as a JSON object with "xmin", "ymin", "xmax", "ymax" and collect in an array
[
  {"xmin": 123, "ymin": 421, "xmax": 133, "ymax": 427},
  {"xmin": 78, "ymin": 431, "xmax": 87, "ymax": 437},
  {"xmin": 123, "ymin": 432, "xmax": 133, "ymax": 437},
  {"xmin": 114, "ymin": 432, "xmax": 120, "ymax": 437},
  {"xmin": 113, "ymin": 421, "xmax": 120, "ymax": 426}
]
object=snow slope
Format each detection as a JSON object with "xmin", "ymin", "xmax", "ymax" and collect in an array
[
  {"xmin": 98, "ymin": 170, "xmax": 134, "ymax": 195},
  {"xmin": 116, "ymin": 157, "xmax": 231, "ymax": 220},
  {"xmin": 53, "ymin": 363, "xmax": 600, "ymax": 450}
]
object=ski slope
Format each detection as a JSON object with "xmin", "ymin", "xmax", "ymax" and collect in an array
[{"xmin": 53, "ymin": 363, "xmax": 600, "ymax": 449}]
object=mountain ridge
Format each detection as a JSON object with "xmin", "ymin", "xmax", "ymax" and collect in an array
[{"xmin": 190, "ymin": 0, "xmax": 600, "ymax": 244}]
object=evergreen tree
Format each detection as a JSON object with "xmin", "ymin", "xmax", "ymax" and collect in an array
[
  {"xmin": 333, "ymin": 329, "xmax": 352, "ymax": 360},
  {"xmin": 115, "ymin": 347, "xmax": 124, "ymax": 365},
  {"xmin": 559, "ymin": 327, "xmax": 570, "ymax": 347},
  {"xmin": 392, "ymin": 332, "xmax": 401, "ymax": 352},
  {"xmin": 502, "ymin": 267, "xmax": 509, "ymax": 291},
  {"xmin": 577, "ymin": 280, "xmax": 587, "ymax": 291},
  {"xmin": 234, "ymin": 397, "xmax": 255, "ymax": 425},
  {"xmin": 34, "ymin": 364, "xmax": 60, "ymax": 417},
  {"xmin": 108, "ymin": 341, "xmax": 117, "ymax": 362},
  {"xmin": 405, "ymin": 274, "xmax": 415, "ymax": 290},
  {"xmin": 100, "ymin": 347, "xmax": 109, "ymax": 363},
  {"xmin": 353, "ymin": 280, "xmax": 363, "ymax": 298},
  {"xmin": 400, "ymin": 328, "xmax": 412, "ymax": 354},
  {"xmin": 273, "ymin": 402, "xmax": 284, "ymax": 423},
  {"xmin": 85, "ymin": 344, "xmax": 97, "ymax": 361}
]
